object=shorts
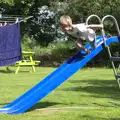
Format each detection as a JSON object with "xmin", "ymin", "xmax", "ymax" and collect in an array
[{"xmin": 87, "ymin": 30, "xmax": 96, "ymax": 49}]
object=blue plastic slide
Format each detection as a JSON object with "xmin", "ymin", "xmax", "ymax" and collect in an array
[{"xmin": 0, "ymin": 36, "xmax": 119, "ymax": 114}]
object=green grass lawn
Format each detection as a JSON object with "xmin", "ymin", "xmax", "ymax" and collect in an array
[{"xmin": 0, "ymin": 67, "xmax": 120, "ymax": 120}]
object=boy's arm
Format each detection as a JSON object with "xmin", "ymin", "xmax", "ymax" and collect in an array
[{"xmin": 86, "ymin": 24, "xmax": 103, "ymax": 28}]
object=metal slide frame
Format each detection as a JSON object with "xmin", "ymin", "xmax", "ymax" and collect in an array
[
  {"xmin": 102, "ymin": 15, "xmax": 120, "ymax": 88},
  {"xmin": 86, "ymin": 14, "xmax": 120, "ymax": 88}
]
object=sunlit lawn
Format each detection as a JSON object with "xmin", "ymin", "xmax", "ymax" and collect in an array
[{"xmin": 0, "ymin": 66, "xmax": 120, "ymax": 120}]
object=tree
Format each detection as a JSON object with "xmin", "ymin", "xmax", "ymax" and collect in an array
[{"xmin": 0, "ymin": 0, "xmax": 120, "ymax": 45}]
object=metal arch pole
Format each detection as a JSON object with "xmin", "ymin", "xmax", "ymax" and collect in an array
[
  {"xmin": 85, "ymin": 14, "xmax": 103, "ymax": 48},
  {"xmin": 102, "ymin": 15, "xmax": 120, "ymax": 35},
  {"xmin": 86, "ymin": 14, "xmax": 102, "ymax": 25},
  {"xmin": 102, "ymin": 15, "xmax": 120, "ymax": 88}
]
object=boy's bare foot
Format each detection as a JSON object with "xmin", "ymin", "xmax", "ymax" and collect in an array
[{"xmin": 85, "ymin": 48, "xmax": 90, "ymax": 54}]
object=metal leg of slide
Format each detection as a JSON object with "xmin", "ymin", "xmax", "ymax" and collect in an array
[
  {"xmin": 107, "ymin": 47, "xmax": 120, "ymax": 88},
  {"xmin": 116, "ymin": 77, "xmax": 120, "ymax": 88},
  {"xmin": 101, "ymin": 15, "xmax": 120, "ymax": 89}
]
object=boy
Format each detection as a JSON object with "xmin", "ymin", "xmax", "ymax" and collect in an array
[{"xmin": 60, "ymin": 15, "xmax": 103, "ymax": 54}]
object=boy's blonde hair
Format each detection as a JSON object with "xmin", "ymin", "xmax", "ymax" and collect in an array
[{"xmin": 60, "ymin": 15, "xmax": 72, "ymax": 26}]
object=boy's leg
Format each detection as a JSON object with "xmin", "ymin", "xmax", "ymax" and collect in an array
[
  {"xmin": 76, "ymin": 39, "xmax": 90, "ymax": 54},
  {"xmin": 76, "ymin": 39, "xmax": 83, "ymax": 50},
  {"xmin": 89, "ymin": 38, "xmax": 96, "ymax": 49},
  {"xmin": 87, "ymin": 29, "xmax": 97, "ymax": 49}
]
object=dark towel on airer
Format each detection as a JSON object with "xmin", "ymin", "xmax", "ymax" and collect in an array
[{"xmin": 0, "ymin": 23, "xmax": 22, "ymax": 66}]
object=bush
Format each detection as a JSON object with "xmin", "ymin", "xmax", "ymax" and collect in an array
[
  {"xmin": 33, "ymin": 41, "xmax": 75, "ymax": 57},
  {"xmin": 21, "ymin": 34, "xmax": 37, "ymax": 51}
]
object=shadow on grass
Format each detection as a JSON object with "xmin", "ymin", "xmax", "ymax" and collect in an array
[
  {"xmin": 70, "ymin": 79, "xmax": 116, "ymax": 85},
  {"xmin": 0, "ymin": 102, "xmax": 10, "ymax": 106},
  {"xmin": 28, "ymin": 101, "xmax": 63, "ymax": 112},
  {"xmin": 0, "ymin": 70, "xmax": 13, "ymax": 74},
  {"xmin": 63, "ymin": 79, "xmax": 120, "ymax": 99},
  {"xmin": 0, "ymin": 101, "xmax": 63, "ymax": 113}
]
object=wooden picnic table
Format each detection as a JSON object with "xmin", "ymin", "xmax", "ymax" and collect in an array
[{"xmin": 14, "ymin": 51, "xmax": 40, "ymax": 74}]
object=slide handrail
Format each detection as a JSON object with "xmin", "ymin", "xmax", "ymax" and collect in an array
[
  {"xmin": 86, "ymin": 14, "xmax": 102, "ymax": 25},
  {"xmin": 102, "ymin": 15, "xmax": 120, "ymax": 46},
  {"xmin": 102, "ymin": 15, "xmax": 120, "ymax": 36}
]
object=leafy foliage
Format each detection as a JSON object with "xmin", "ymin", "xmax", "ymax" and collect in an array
[{"xmin": 30, "ymin": 5, "xmax": 57, "ymax": 45}]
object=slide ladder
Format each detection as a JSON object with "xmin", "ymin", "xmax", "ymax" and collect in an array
[{"xmin": 102, "ymin": 15, "xmax": 120, "ymax": 88}]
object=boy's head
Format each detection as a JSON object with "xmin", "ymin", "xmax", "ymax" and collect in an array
[{"xmin": 60, "ymin": 15, "xmax": 72, "ymax": 31}]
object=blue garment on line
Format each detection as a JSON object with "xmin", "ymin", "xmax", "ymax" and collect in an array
[{"xmin": 0, "ymin": 23, "xmax": 22, "ymax": 66}]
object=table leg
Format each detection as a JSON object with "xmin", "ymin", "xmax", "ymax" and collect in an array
[
  {"xmin": 15, "ymin": 66, "xmax": 20, "ymax": 74},
  {"xmin": 32, "ymin": 65, "xmax": 35, "ymax": 72}
]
